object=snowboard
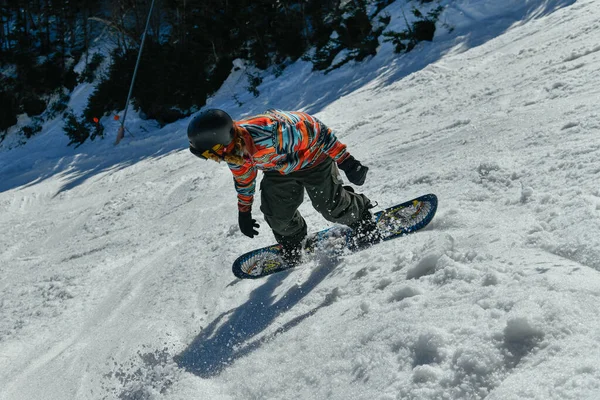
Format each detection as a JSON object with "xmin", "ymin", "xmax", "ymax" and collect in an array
[{"xmin": 232, "ymin": 194, "xmax": 438, "ymax": 279}]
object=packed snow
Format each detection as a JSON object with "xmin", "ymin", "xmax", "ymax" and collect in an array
[{"xmin": 2, "ymin": 0, "xmax": 600, "ymax": 399}]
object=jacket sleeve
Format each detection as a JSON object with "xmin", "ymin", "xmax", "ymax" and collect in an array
[
  {"xmin": 228, "ymin": 161, "xmax": 257, "ymax": 212},
  {"xmin": 311, "ymin": 115, "xmax": 351, "ymax": 164}
]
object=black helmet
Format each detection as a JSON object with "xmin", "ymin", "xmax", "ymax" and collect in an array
[{"xmin": 187, "ymin": 109, "xmax": 234, "ymax": 152}]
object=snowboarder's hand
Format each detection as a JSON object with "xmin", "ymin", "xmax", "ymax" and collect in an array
[
  {"xmin": 339, "ymin": 156, "xmax": 368, "ymax": 186},
  {"xmin": 239, "ymin": 211, "xmax": 260, "ymax": 238}
]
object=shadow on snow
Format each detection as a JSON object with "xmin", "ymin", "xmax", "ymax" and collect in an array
[
  {"xmin": 0, "ymin": 130, "xmax": 185, "ymax": 195},
  {"xmin": 175, "ymin": 256, "xmax": 340, "ymax": 378}
]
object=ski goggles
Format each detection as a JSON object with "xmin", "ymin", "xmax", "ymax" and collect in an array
[
  {"xmin": 189, "ymin": 143, "xmax": 226, "ymax": 161},
  {"xmin": 191, "ymin": 139, "xmax": 242, "ymax": 163}
]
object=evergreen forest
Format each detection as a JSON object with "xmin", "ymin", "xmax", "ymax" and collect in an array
[{"xmin": 0, "ymin": 0, "xmax": 441, "ymax": 146}]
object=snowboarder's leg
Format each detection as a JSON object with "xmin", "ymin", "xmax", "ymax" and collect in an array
[
  {"xmin": 260, "ymin": 171, "xmax": 307, "ymax": 264},
  {"xmin": 303, "ymin": 158, "xmax": 372, "ymax": 226},
  {"xmin": 303, "ymin": 159, "xmax": 380, "ymax": 248}
]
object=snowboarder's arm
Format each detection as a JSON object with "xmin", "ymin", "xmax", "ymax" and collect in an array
[
  {"xmin": 229, "ymin": 162, "xmax": 257, "ymax": 212},
  {"xmin": 306, "ymin": 113, "xmax": 368, "ymax": 185},
  {"xmin": 314, "ymin": 116, "xmax": 351, "ymax": 165}
]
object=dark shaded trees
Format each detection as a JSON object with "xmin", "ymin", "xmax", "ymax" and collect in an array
[
  {"xmin": 2, "ymin": 0, "xmax": 443, "ymax": 145},
  {"xmin": 0, "ymin": 0, "xmax": 103, "ymax": 138}
]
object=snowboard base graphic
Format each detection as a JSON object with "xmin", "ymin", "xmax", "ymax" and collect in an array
[{"xmin": 232, "ymin": 194, "xmax": 438, "ymax": 279}]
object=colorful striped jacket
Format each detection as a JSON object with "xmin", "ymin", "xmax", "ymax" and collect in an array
[{"xmin": 228, "ymin": 109, "xmax": 351, "ymax": 212}]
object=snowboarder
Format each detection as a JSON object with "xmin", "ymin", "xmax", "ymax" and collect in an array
[{"xmin": 187, "ymin": 109, "xmax": 379, "ymax": 265}]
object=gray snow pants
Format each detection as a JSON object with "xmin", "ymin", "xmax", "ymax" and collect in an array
[{"xmin": 259, "ymin": 158, "xmax": 372, "ymax": 246}]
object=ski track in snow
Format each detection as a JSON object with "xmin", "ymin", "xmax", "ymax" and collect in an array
[{"xmin": 2, "ymin": 0, "xmax": 600, "ymax": 399}]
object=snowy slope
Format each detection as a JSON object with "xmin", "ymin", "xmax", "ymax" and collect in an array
[{"xmin": 2, "ymin": 0, "xmax": 600, "ymax": 399}]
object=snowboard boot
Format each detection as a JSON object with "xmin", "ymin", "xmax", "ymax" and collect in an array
[{"xmin": 349, "ymin": 209, "xmax": 381, "ymax": 250}]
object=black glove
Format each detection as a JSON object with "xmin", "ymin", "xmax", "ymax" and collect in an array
[
  {"xmin": 239, "ymin": 211, "xmax": 260, "ymax": 238},
  {"xmin": 338, "ymin": 156, "xmax": 368, "ymax": 186}
]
